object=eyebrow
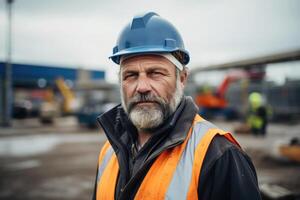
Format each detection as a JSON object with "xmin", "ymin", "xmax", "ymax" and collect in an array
[
  {"xmin": 122, "ymin": 66, "xmax": 169, "ymax": 75},
  {"xmin": 122, "ymin": 70, "xmax": 137, "ymax": 75},
  {"xmin": 146, "ymin": 67, "xmax": 169, "ymax": 73}
]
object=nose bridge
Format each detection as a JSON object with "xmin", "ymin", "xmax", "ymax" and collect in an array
[{"xmin": 136, "ymin": 72, "xmax": 151, "ymax": 93}]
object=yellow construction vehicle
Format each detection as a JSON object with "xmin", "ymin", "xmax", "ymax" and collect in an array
[
  {"xmin": 55, "ymin": 78, "xmax": 76, "ymax": 114},
  {"xmin": 39, "ymin": 78, "xmax": 77, "ymax": 124}
]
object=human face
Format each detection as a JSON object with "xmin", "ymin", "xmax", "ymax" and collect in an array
[{"xmin": 120, "ymin": 55, "xmax": 187, "ymax": 131}]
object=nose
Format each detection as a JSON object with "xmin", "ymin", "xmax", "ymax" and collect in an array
[{"xmin": 136, "ymin": 76, "xmax": 151, "ymax": 94}]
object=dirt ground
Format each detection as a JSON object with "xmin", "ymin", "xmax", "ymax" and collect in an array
[
  {"xmin": 0, "ymin": 117, "xmax": 299, "ymax": 200},
  {"xmin": 249, "ymin": 147, "xmax": 300, "ymax": 195}
]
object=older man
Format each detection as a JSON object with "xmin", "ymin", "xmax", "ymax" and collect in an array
[{"xmin": 93, "ymin": 12, "xmax": 261, "ymax": 200}]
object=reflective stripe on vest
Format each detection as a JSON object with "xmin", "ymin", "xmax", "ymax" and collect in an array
[
  {"xmin": 165, "ymin": 119, "xmax": 217, "ymax": 199},
  {"xmin": 96, "ymin": 114, "xmax": 239, "ymax": 200},
  {"xmin": 96, "ymin": 142, "xmax": 119, "ymax": 200},
  {"xmin": 97, "ymin": 146, "xmax": 114, "ymax": 182}
]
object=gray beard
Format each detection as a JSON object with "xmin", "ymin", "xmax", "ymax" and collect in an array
[
  {"xmin": 121, "ymin": 76, "xmax": 183, "ymax": 131},
  {"xmin": 129, "ymin": 104, "xmax": 165, "ymax": 131}
]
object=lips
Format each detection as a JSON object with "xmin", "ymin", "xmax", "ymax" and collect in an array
[{"xmin": 132, "ymin": 100, "xmax": 161, "ymax": 107}]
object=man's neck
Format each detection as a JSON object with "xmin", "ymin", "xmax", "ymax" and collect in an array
[{"xmin": 137, "ymin": 132, "xmax": 152, "ymax": 149}]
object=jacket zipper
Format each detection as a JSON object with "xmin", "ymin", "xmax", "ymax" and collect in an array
[{"xmin": 118, "ymin": 140, "xmax": 183, "ymax": 200}]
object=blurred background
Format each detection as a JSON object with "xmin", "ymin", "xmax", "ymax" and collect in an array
[{"xmin": 0, "ymin": 0, "xmax": 300, "ymax": 199}]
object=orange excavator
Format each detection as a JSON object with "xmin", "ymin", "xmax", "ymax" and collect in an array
[{"xmin": 195, "ymin": 71, "xmax": 247, "ymax": 119}]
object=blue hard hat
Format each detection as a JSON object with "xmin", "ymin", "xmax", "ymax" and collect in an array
[{"xmin": 110, "ymin": 12, "xmax": 190, "ymax": 65}]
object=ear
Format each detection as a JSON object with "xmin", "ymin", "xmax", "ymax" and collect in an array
[{"xmin": 179, "ymin": 69, "xmax": 188, "ymax": 88}]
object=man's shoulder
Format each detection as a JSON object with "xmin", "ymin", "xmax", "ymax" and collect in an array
[
  {"xmin": 208, "ymin": 134, "xmax": 241, "ymax": 157},
  {"xmin": 197, "ymin": 134, "xmax": 261, "ymax": 200},
  {"xmin": 201, "ymin": 134, "xmax": 245, "ymax": 174}
]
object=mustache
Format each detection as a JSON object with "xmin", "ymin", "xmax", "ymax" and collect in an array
[{"xmin": 127, "ymin": 93, "xmax": 167, "ymax": 113}]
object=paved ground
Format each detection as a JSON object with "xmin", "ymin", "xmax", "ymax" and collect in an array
[
  {"xmin": 0, "ymin": 117, "xmax": 104, "ymax": 200},
  {"xmin": 0, "ymin": 117, "xmax": 299, "ymax": 199}
]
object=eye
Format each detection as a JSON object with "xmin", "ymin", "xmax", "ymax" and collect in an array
[
  {"xmin": 123, "ymin": 72, "xmax": 138, "ymax": 80},
  {"xmin": 149, "ymin": 70, "xmax": 164, "ymax": 77}
]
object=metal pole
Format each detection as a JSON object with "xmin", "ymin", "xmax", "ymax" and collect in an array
[{"xmin": 1, "ymin": 0, "xmax": 14, "ymax": 127}]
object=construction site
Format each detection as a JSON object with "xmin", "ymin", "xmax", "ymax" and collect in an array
[
  {"xmin": 1, "ymin": 1, "xmax": 300, "ymax": 200},
  {"xmin": 1, "ymin": 50, "xmax": 299, "ymax": 200}
]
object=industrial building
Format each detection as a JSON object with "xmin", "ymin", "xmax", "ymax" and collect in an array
[{"xmin": 0, "ymin": 62, "xmax": 108, "ymax": 123}]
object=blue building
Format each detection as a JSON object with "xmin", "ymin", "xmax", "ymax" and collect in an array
[{"xmin": 0, "ymin": 62, "xmax": 105, "ymax": 88}]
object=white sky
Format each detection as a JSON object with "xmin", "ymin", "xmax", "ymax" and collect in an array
[{"xmin": 0, "ymin": 0, "xmax": 300, "ymax": 83}]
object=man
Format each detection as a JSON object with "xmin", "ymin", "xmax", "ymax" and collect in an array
[
  {"xmin": 247, "ymin": 92, "xmax": 268, "ymax": 136},
  {"xmin": 93, "ymin": 12, "xmax": 261, "ymax": 200}
]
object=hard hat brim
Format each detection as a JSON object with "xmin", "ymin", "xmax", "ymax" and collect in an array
[{"xmin": 110, "ymin": 46, "xmax": 190, "ymax": 65}]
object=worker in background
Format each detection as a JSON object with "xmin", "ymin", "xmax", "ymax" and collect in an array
[
  {"xmin": 92, "ymin": 12, "xmax": 261, "ymax": 200},
  {"xmin": 247, "ymin": 92, "xmax": 268, "ymax": 136}
]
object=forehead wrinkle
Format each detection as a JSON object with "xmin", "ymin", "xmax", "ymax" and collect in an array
[
  {"xmin": 121, "ymin": 60, "xmax": 175, "ymax": 73},
  {"xmin": 121, "ymin": 55, "xmax": 175, "ymax": 67},
  {"xmin": 140, "ymin": 61, "xmax": 170, "ymax": 69},
  {"xmin": 121, "ymin": 64, "xmax": 151, "ymax": 72}
]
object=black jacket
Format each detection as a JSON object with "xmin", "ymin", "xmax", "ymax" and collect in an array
[{"xmin": 93, "ymin": 96, "xmax": 261, "ymax": 200}]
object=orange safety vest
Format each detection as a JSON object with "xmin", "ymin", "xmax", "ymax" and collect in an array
[{"xmin": 96, "ymin": 114, "xmax": 239, "ymax": 200}]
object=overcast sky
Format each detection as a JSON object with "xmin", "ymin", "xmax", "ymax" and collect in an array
[{"xmin": 0, "ymin": 0, "xmax": 300, "ymax": 82}]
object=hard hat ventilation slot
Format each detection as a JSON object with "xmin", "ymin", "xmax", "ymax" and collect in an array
[
  {"xmin": 164, "ymin": 39, "xmax": 176, "ymax": 48},
  {"xmin": 131, "ymin": 18, "xmax": 145, "ymax": 29}
]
